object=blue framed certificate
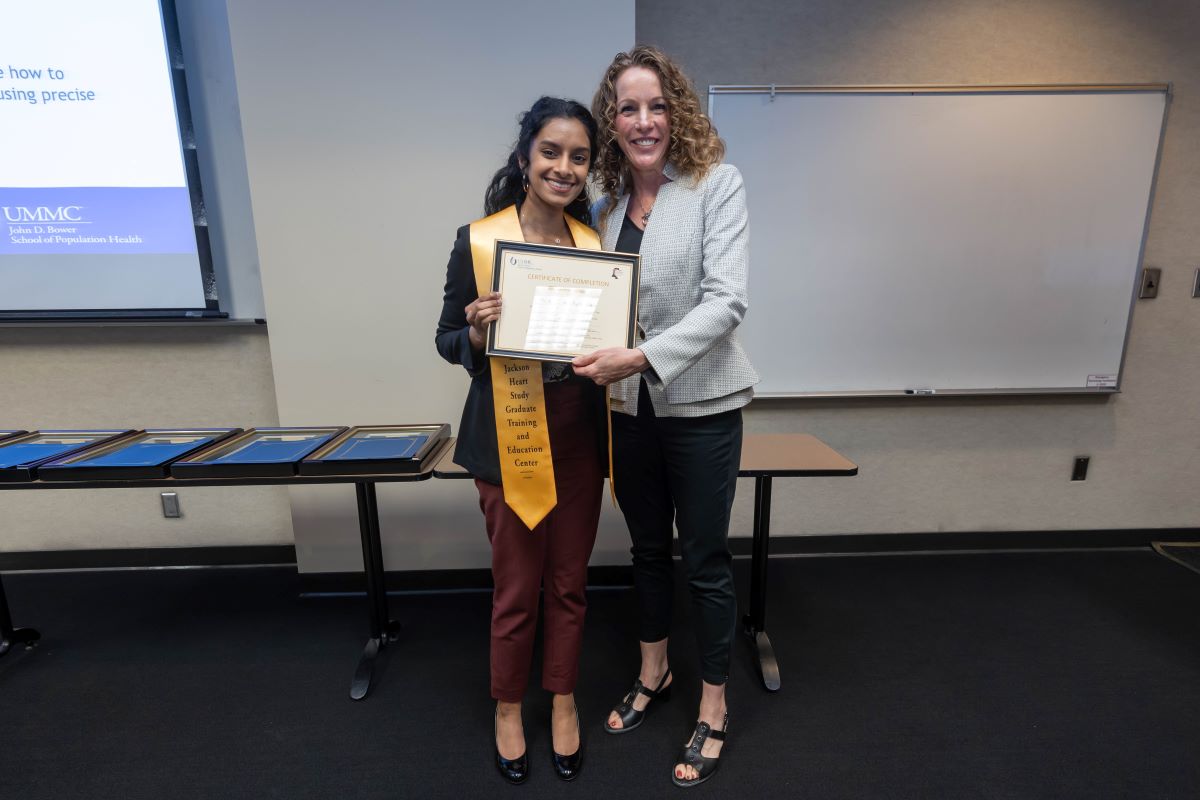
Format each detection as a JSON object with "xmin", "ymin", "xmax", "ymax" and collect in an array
[
  {"xmin": 299, "ymin": 424, "xmax": 450, "ymax": 476},
  {"xmin": 170, "ymin": 427, "xmax": 346, "ymax": 478},
  {"xmin": 0, "ymin": 430, "xmax": 135, "ymax": 482},
  {"xmin": 37, "ymin": 428, "xmax": 241, "ymax": 481}
]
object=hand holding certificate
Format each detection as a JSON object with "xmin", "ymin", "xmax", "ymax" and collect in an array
[{"xmin": 486, "ymin": 240, "xmax": 639, "ymax": 363}]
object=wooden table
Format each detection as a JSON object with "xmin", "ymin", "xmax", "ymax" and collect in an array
[
  {"xmin": 433, "ymin": 432, "xmax": 858, "ymax": 691},
  {"xmin": 0, "ymin": 437, "xmax": 454, "ymax": 701},
  {"xmin": 737, "ymin": 434, "xmax": 858, "ymax": 690}
]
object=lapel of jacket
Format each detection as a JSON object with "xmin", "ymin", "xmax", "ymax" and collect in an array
[
  {"xmin": 605, "ymin": 162, "xmax": 691, "ymax": 250},
  {"xmin": 605, "ymin": 194, "xmax": 631, "ymax": 250},
  {"xmin": 638, "ymin": 162, "xmax": 685, "ymax": 255}
]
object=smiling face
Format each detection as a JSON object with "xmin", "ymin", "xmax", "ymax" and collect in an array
[
  {"xmin": 518, "ymin": 116, "xmax": 591, "ymax": 214},
  {"xmin": 613, "ymin": 66, "xmax": 671, "ymax": 176}
]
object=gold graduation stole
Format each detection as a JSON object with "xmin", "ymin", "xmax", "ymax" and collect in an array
[{"xmin": 469, "ymin": 205, "xmax": 602, "ymax": 530}]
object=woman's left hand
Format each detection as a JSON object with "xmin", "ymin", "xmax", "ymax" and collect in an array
[{"xmin": 572, "ymin": 347, "xmax": 649, "ymax": 386}]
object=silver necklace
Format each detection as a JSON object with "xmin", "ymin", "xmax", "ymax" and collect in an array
[{"xmin": 520, "ymin": 210, "xmax": 565, "ymax": 244}]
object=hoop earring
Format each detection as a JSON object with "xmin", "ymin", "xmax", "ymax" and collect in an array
[{"xmin": 522, "ymin": 171, "xmax": 530, "ymax": 192}]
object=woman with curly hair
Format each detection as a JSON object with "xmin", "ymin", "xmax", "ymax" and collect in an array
[{"xmin": 572, "ymin": 46, "xmax": 758, "ymax": 787}]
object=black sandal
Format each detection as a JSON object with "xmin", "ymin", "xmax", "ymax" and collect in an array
[
  {"xmin": 605, "ymin": 670, "xmax": 672, "ymax": 734},
  {"xmin": 671, "ymin": 713, "xmax": 728, "ymax": 788}
]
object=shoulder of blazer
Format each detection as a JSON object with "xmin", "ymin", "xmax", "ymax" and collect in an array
[
  {"xmin": 658, "ymin": 162, "xmax": 740, "ymax": 210},
  {"xmin": 662, "ymin": 160, "xmax": 699, "ymax": 190},
  {"xmin": 697, "ymin": 162, "xmax": 741, "ymax": 196}
]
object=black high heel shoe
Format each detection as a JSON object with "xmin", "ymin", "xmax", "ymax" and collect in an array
[
  {"xmin": 494, "ymin": 707, "xmax": 528, "ymax": 784},
  {"xmin": 605, "ymin": 669, "xmax": 672, "ymax": 734},
  {"xmin": 551, "ymin": 704, "xmax": 583, "ymax": 781}
]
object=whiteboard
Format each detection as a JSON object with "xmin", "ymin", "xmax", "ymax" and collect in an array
[{"xmin": 710, "ymin": 86, "xmax": 1168, "ymax": 397}]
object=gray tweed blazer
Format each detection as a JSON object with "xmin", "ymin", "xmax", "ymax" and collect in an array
[{"xmin": 596, "ymin": 162, "xmax": 758, "ymax": 417}]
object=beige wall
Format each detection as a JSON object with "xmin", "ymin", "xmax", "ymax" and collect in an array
[
  {"xmin": 641, "ymin": 0, "xmax": 1200, "ymax": 539},
  {"xmin": 0, "ymin": 325, "xmax": 292, "ymax": 550}
]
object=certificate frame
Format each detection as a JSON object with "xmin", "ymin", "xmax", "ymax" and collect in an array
[
  {"xmin": 170, "ymin": 427, "xmax": 347, "ymax": 479},
  {"xmin": 487, "ymin": 240, "xmax": 640, "ymax": 363},
  {"xmin": 0, "ymin": 429, "xmax": 135, "ymax": 482},
  {"xmin": 299, "ymin": 423, "xmax": 450, "ymax": 476},
  {"xmin": 37, "ymin": 428, "xmax": 242, "ymax": 481}
]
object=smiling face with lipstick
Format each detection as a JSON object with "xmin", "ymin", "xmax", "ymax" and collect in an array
[
  {"xmin": 516, "ymin": 116, "xmax": 592, "ymax": 232},
  {"xmin": 612, "ymin": 66, "xmax": 671, "ymax": 182}
]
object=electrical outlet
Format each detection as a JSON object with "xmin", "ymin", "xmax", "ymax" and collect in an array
[
  {"xmin": 1139, "ymin": 267, "xmax": 1160, "ymax": 299},
  {"xmin": 1071, "ymin": 457, "xmax": 1089, "ymax": 481},
  {"xmin": 161, "ymin": 492, "xmax": 181, "ymax": 518}
]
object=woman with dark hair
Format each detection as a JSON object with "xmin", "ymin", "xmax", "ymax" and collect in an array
[
  {"xmin": 573, "ymin": 48, "xmax": 758, "ymax": 787},
  {"xmin": 435, "ymin": 96, "xmax": 606, "ymax": 785}
]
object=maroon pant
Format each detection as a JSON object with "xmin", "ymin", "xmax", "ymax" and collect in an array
[{"xmin": 476, "ymin": 379, "xmax": 603, "ymax": 702}]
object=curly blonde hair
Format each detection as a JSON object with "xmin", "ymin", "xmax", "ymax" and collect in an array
[{"xmin": 591, "ymin": 46, "xmax": 725, "ymax": 208}]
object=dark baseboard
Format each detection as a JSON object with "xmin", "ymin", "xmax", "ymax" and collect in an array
[
  {"xmin": 745, "ymin": 529, "xmax": 1200, "ymax": 555},
  {"xmin": 0, "ymin": 545, "xmax": 296, "ymax": 571},
  {"xmin": 298, "ymin": 564, "xmax": 635, "ymax": 595},
  {"xmin": 296, "ymin": 528, "xmax": 1200, "ymax": 594},
  {"xmin": 4, "ymin": 529, "xmax": 1198, "ymax": 588}
]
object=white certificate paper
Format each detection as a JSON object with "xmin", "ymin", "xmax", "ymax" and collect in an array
[{"xmin": 524, "ymin": 286, "xmax": 602, "ymax": 351}]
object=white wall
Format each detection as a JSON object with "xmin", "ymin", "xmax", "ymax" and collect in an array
[{"xmin": 225, "ymin": 0, "xmax": 637, "ymax": 571}]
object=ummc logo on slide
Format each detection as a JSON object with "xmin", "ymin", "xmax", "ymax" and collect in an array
[{"xmin": 3, "ymin": 206, "xmax": 86, "ymax": 223}]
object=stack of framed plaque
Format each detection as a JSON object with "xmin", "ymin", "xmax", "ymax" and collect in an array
[
  {"xmin": 299, "ymin": 424, "xmax": 450, "ymax": 475},
  {"xmin": 37, "ymin": 429, "xmax": 242, "ymax": 481},
  {"xmin": 487, "ymin": 240, "xmax": 640, "ymax": 362},
  {"xmin": 0, "ymin": 430, "xmax": 27, "ymax": 444},
  {"xmin": 170, "ymin": 427, "xmax": 346, "ymax": 478},
  {"xmin": 0, "ymin": 430, "xmax": 134, "ymax": 482}
]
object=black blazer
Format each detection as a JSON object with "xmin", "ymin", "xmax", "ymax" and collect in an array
[{"xmin": 435, "ymin": 224, "xmax": 608, "ymax": 485}]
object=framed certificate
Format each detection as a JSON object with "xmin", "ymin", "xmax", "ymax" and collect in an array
[
  {"xmin": 0, "ymin": 430, "xmax": 135, "ymax": 482},
  {"xmin": 38, "ymin": 428, "xmax": 241, "ymax": 481},
  {"xmin": 0, "ymin": 430, "xmax": 27, "ymax": 444},
  {"xmin": 487, "ymin": 240, "xmax": 639, "ymax": 363},
  {"xmin": 170, "ymin": 427, "xmax": 347, "ymax": 478},
  {"xmin": 299, "ymin": 424, "xmax": 450, "ymax": 476}
]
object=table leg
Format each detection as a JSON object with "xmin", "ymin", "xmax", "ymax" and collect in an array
[
  {"xmin": 0, "ymin": 573, "xmax": 40, "ymax": 658},
  {"xmin": 743, "ymin": 475, "xmax": 780, "ymax": 691},
  {"xmin": 350, "ymin": 481, "xmax": 401, "ymax": 700}
]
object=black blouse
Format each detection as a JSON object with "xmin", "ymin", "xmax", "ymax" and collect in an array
[{"xmin": 615, "ymin": 211, "xmax": 645, "ymax": 254}]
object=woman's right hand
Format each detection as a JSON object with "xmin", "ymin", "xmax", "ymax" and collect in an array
[{"xmin": 465, "ymin": 291, "xmax": 502, "ymax": 351}]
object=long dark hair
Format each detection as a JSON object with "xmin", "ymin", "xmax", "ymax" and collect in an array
[{"xmin": 484, "ymin": 96, "xmax": 598, "ymax": 226}]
